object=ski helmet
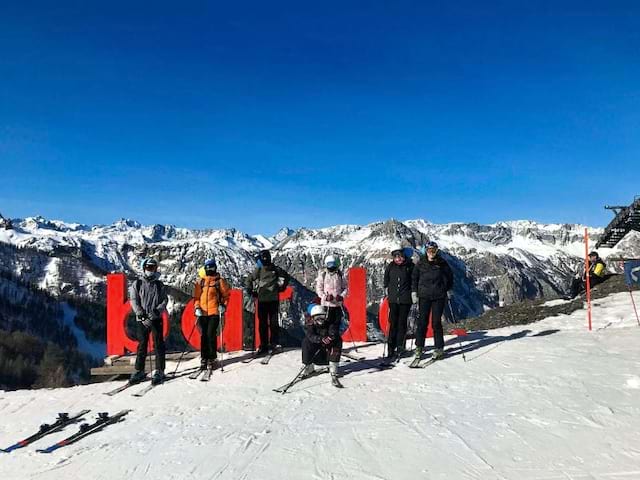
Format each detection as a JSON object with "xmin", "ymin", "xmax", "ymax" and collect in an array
[
  {"xmin": 324, "ymin": 255, "xmax": 340, "ymax": 269},
  {"xmin": 588, "ymin": 251, "xmax": 599, "ymax": 258},
  {"xmin": 258, "ymin": 250, "xmax": 272, "ymax": 265},
  {"xmin": 140, "ymin": 258, "xmax": 158, "ymax": 271},
  {"xmin": 204, "ymin": 258, "xmax": 217, "ymax": 270},
  {"xmin": 390, "ymin": 245, "xmax": 404, "ymax": 257}
]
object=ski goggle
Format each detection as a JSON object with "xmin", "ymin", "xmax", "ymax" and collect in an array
[
  {"xmin": 392, "ymin": 251, "xmax": 404, "ymax": 258},
  {"xmin": 426, "ymin": 246, "xmax": 438, "ymax": 254},
  {"xmin": 143, "ymin": 263, "xmax": 158, "ymax": 272}
]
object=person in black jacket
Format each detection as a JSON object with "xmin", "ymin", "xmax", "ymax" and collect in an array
[
  {"xmin": 382, "ymin": 245, "xmax": 414, "ymax": 362},
  {"xmin": 411, "ymin": 241, "xmax": 453, "ymax": 361},
  {"xmin": 302, "ymin": 304, "xmax": 343, "ymax": 383},
  {"xmin": 245, "ymin": 250, "xmax": 291, "ymax": 354}
]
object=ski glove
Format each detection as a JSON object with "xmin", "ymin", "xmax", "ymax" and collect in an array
[
  {"xmin": 218, "ymin": 305, "xmax": 226, "ymax": 316},
  {"xmin": 411, "ymin": 292, "xmax": 418, "ymax": 304},
  {"xmin": 335, "ymin": 295, "xmax": 344, "ymax": 302},
  {"xmin": 447, "ymin": 290, "xmax": 453, "ymax": 299},
  {"xmin": 137, "ymin": 314, "xmax": 152, "ymax": 329},
  {"xmin": 325, "ymin": 294, "xmax": 334, "ymax": 302},
  {"xmin": 195, "ymin": 307, "xmax": 204, "ymax": 317},
  {"xmin": 321, "ymin": 336, "xmax": 333, "ymax": 345}
]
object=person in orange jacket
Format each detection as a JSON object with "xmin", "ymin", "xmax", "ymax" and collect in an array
[{"xmin": 193, "ymin": 258, "xmax": 231, "ymax": 372}]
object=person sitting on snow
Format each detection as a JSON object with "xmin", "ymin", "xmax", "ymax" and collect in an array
[{"xmin": 570, "ymin": 251, "xmax": 607, "ymax": 298}]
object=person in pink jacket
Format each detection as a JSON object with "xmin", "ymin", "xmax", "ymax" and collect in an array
[{"xmin": 316, "ymin": 254, "xmax": 348, "ymax": 329}]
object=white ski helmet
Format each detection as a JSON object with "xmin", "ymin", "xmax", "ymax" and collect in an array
[
  {"xmin": 391, "ymin": 245, "xmax": 405, "ymax": 256},
  {"xmin": 324, "ymin": 254, "xmax": 340, "ymax": 269},
  {"xmin": 309, "ymin": 305, "xmax": 326, "ymax": 317}
]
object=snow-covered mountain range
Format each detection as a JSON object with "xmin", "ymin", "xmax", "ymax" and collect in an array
[{"xmin": 2, "ymin": 215, "xmax": 638, "ymax": 317}]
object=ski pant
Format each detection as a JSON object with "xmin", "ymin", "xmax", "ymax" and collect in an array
[
  {"xmin": 302, "ymin": 336, "xmax": 342, "ymax": 365},
  {"xmin": 415, "ymin": 298, "xmax": 446, "ymax": 350},
  {"xmin": 135, "ymin": 317, "xmax": 166, "ymax": 372},
  {"xmin": 243, "ymin": 308, "xmax": 255, "ymax": 351},
  {"xmin": 570, "ymin": 276, "xmax": 604, "ymax": 297},
  {"xmin": 326, "ymin": 306, "xmax": 343, "ymax": 328},
  {"xmin": 388, "ymin": 303, "xmax": 410, "ymax": 355},
  {"xmin": 257, "ymin": 300, "xmax": 280, "ymax": 349},
  {"xmin": 198, "ymin": 315, "xmax": 220, "ymax": 361}
]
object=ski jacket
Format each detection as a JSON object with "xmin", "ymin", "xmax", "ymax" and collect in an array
[
  {"xmin": 383, "ymin": 260, "xmax": 414, "ymax": 305},
  {"xmin": 304, "ymin": 314, "xmax": 340, "ymax": 344},
  {"xmin": 587, "ymin": 259, "xmax": 606, "ymax": 279},
  {"xmin": 193, "ymin": 274, "xmax": 231, "ymax": 316},
  {"xmin": 129, "ymin": 276, "xmax": 168, "ymax": 319},
  {"xmin": 245, "ymin": 264, "xmax": 291, "ymax": 302},
  {"xmin": 411, "ymin": 255, "xmax": 453, "ymax": 301},
  {"xmin": 316, "ymin": 269, "xmax": 348, "ymax": 307}
]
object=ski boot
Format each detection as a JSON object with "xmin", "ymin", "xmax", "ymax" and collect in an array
[
  {"xmin": 409, "ymin": 347, "xmax": 423, "ymax": 368},
  {"xmin": 129, "ymin": 370, "xmax": 146, "ymax": 384},
  {"xmin": 431, "ymin": 348, "xmax": 445, "ymax": 361},
  {"xmin": 301, "ymin": 363, "xmax": 315, "ymax": 378},
  {"xmin": 329, "ymin": 361, "xmax": 343, "ymax": 388},
  {"xmin": 151, "ymin": 369, "xmax": 165, "ymax": 386},
  {"xmin": 208, "ymin": 359, "xmax": 219, "ymax": 371},
  {"xmin": 269, "ymin": 344, "xmax": 283, "ymax": 355}
]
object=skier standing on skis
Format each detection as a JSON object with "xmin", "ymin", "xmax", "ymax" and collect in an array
[
  {"xmin": 193, "ymin": 258, "xmax": 231, "ymax": 373},
  {"xmin": 129, "ymin": 258, "xmax": 168, "ymax": 385},
  {"xmin": 302, "ymin": 304, "xmax": 343, "ymax": 387},
  {"xmin": 383, "ymin": 246, "xmax": 414, "ymax": 363},
  {"xmin": 245, "ymin": 250, "xmax": 290, "ymax": 354},
  {"xmin": 316, "ymin": 254, "xmax": 348, "ymax": 333},
  {"xmin": 411, "ymin": 241, "xmax": 453, "ymax": 363}
]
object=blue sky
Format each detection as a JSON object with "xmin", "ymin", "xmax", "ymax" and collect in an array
[{"xmin": 1, "ymin": 1, "xmax": 639, "ymax": 233}]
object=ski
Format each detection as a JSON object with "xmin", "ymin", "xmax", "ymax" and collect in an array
[
  {"xmin": 103, "ymin": 378, "xmax": 149, "ymax": 396},
  {"xmin": 37, "ymin": 410, "xmax": 131, "ymax": 454},
  {"xmin": 241, "ymin": 352, "xmax": 261, "ymax": 363},
  {"xmin": 273, "ymin": 367, "xmax": 329, "ymax": 393},
  {"xmin": 200, "ymin": 367, "xmax": 213, "ymax": 382},
  {"xmin": 408, "ymin": 356, "xmax": 422, "ymax": 368},
  {"xmin": 260, "ymin": 353, "xmax": 273, "ymax": 365},
  {"xmin": 189, "ymin": 368, "xmax": 205, "ymax": 380},
  {"xmin": 418, "ymin": 358, "xmax": 438, "ymax": 368},
  {"xmin": 1, "ymin": 410, "xmax": 90, "ymax": 453},
  {"xmin": 342, "ymin": 352, "xmax": 365, "ymax": 362}
]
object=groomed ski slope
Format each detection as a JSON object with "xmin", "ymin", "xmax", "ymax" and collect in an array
[{"xmin": 2, "ymin": 292, "xmax": 640, "ymax": 480}]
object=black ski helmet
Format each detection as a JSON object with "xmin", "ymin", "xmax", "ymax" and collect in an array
[{"xmin": 259, "ymin": 249, "xmax": 272, "ymax": 265}]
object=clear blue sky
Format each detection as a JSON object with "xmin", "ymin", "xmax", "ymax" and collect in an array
[{"xmin": 1, "ymin": 1, "xmax": 638, "ymax": 233}]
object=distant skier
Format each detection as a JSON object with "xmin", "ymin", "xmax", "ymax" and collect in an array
[
  {"xmin": 411, "ymin": 241, "xmax": 453, "ymax": 363},
  {"xmin": 241, "ymin": 275, "xmax": 256, "ymax": 351},
  {"xmin": 570, "ymin": 251, "xmax": 607, "ymax": 298},
  {"xmin": 129, "ymin": 258, "xmax": 168, "ymax": 385},
  {"xmin": 193, "ymin": 259, "xmax": 231, "ymax": 373},
  {"xmin": 302, "ymin": 304, "xmax": 343, "ymax": 387},
  {"xmin": 316, "ymin": 254, "xmax": 348, "ymax": 338},
  {"xmin": 382, "ymin": 246, "xmax": 414, "ymax": 363},
  {"xmin": 245, "ymin": 250, "xmax": 291, "ymax": 354}
]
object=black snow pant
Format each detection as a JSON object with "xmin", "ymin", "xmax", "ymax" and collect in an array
[
  {"xmin": 302, "ymin": 336, "xmax": 343, "ymax": 365},
  {"xmin": 388, "ymin": 303, "xmax": 411, "ymax": 356},
  {"xmin": 198, "ymin": 315, "xmax": 220, "ymax": 361},
  {"xmin": 415, "ymin": 298, "xmax": 446, "ymax": 350},
  {"xmin": 135, "ymin": 317, "xmax": 166, "ymax": 372},
  {"xmin": 243, "ymin": 308, "xmax": 255, "ymax": 351},
  {"xmin": 570, "ymin": 276, "xmax": 604, "ymax": 297},
  {"xmin": 258, "ymin": 300, "xmax": 280, "ymax": 350}
]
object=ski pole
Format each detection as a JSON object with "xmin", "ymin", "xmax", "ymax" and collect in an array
[
  {"xmin": 171, "ymin": 320, "xmax": 198, "ymax": 377},
  {"xmin": 219, "ymin": 311, "xmax": 225, "ymax": 373},
  {"xmin": 280, "ymin": 348, "xmax": 323, "ymax": 395},
  {"xmin": 448, "ymin": 298, "xmax": 466, "ymax": 362},
  {"xmin": 630, "ymin": 288, "xmax": 640, "ymax": 327},
  {"xmin": 341, "ymin": 305, "xmax": 359, "ymax": 353}
]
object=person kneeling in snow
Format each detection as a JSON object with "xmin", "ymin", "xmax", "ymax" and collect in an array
[
  {"xmin": 302, "ymin": 305, "xmax": 343, "ymax": 387},
  {"xmin": 569, "ymin": 251, "xmax": 607, "ymax": 298}
]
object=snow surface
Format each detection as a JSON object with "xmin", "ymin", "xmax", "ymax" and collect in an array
[{"xmin": 1, "ymin": 292, "xmax": 640, "ymax": 479}]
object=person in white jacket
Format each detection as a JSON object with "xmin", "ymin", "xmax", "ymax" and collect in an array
[{"xmin": 315, "ymin": 254, "xmax": 348, "ymax": 333}]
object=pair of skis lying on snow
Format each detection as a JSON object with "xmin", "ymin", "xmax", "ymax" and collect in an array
[{"xmin": 1, "ymin": 410, "xmax": 131, "ymax": 454}]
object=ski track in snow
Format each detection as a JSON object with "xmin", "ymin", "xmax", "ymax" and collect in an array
[{"xmin": 1, "ymin": 291, "xmax": 640, "ymax": 479}]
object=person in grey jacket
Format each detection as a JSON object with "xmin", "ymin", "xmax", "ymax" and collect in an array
[
  {"xmin": 129, "ymin": 258, "xmax": 168, "ymax": 385},
  {"xmin": 245, "ymin": 250, "xmax": 290, "ymax": 354}
]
